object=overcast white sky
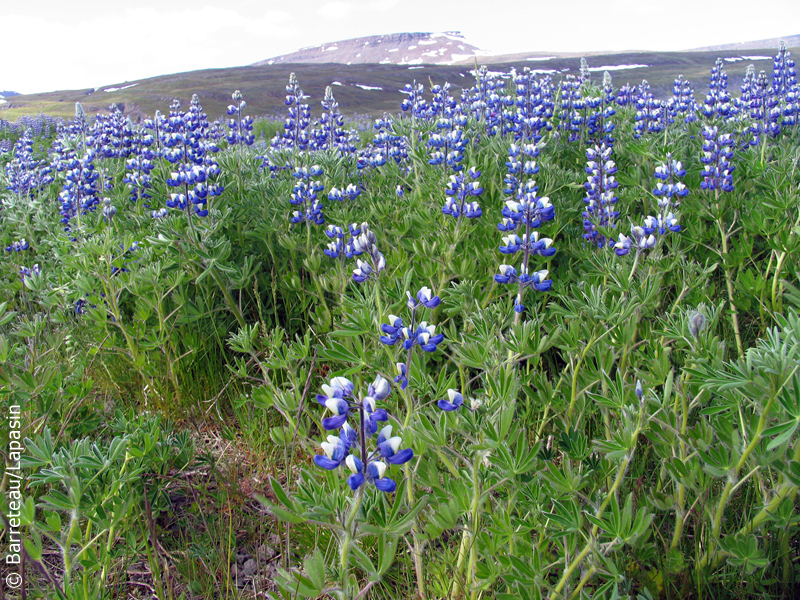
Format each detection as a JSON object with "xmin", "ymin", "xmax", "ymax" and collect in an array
[{"xmin": 4, "ymin": 0, "xmax": 799, "ymax": 94}]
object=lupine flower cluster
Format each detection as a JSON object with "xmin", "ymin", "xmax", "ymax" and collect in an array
[
  {"xmin": 58, "ymin": 151, "xmax": 100, "ymax": 236},
  {"xmin": 372, "ymin": 114, "xmax": 408, "ymax": 166},
  {"xmin": 614, "ymin": 156, "xmax": 686, "ymax": 257},
  {"xmin": 703, "ymin": 58, "xmax": 732, "ymax": 119},
  {"xmin": 101, "ymin": 197, "xmax": 117, "ymax": 221},
  {"xmin": 700, "ymin": 126, "xmax": 735, "ymax": 192},
  {"xmin": 615, "ymin": 84, "xmax": 635, "ymax": 107},
  {"xmin": 314, "ymin": 376, "xmax": 412, "ymax": 493},
  {"xmin": 19, "ymin": 264, "xmax": 42, "ymax": 281},
  {"xmin": 350, "ymin": 224, "xmax": 386, "ymax": 282},
  {"xmin": 772, "ymin": 41, "xmax": 797, "ymax": 96},
  {"xmin": 5, "ymin": 239, "xmax": 29, "ymax": 252},
  {"xmin": 429, "ymin": 82, "xmax": 458, "ymax": 119},
  {"xmin": 19, "ymin": 264, "xmax": 41, "ymax": 282},
  {"xmin": 327, "ymin": 183, "xmax": 361, "ymax": 203},
  {"xmin": 634, "ymin": 80, "xmax": 667, "ymax": 138},
  {"xmin": 380, "ymin": 286, "xmax": 442, "ymax": 389},
  {"xmin": 93, "ymin": 105, "xmax": 131, "ymax": 159},
  {"xmin": 157, "ymin": 96, "xmax": 224, "ymax": 218},
  {"xmin": 289, "ymin": 165, "xmax": 325, "ymax": 225},
  {"xmin": 428, "ymin": 121, "xmax": 469, "ymax": 173},
  {"xmin": 442, "ymin": 167, "xmax": 483, "ymax": 219},
  {"xmin": 513, "ymin": 68, "xmax": 554, "ymax": 143},
  {"xmin": 487, "ymin": 79, "xmax": 515, "ymax": 138},
  {"xmin": 462, "ymin": 65, "xmax": 491, "ymax": 123},
  {"xmin": 226, "ymin": 90, "xmax": 255, "ymax": 147},
  {"xmin": 401, "ymin": 81, "xmax": 431, "ymax": 119},
  {"xmin": 323, "ymin": 222, "xmax": 361, "ymax": 260},
  {"xmin": 579, "ymin": 58, "xmax": 591, "ymax": 85},
  {"xmin": 5, "ymin": 129, "xmax": 54, "ymax": 198},
  {"xmin": 585, "ymin": 72, "xmax": 616, "ymax": 147},
  {"xmin": 311, "ymin": 86, "xmax": 356, "ymax": 153},
  {"xmin": 273, "ymin": 73, "xmax": 311, "ymax": 151},
  {"xmin": 582, "ymin": 144, "xmax": 619, "ymax": 248},
  {"xmin": 672, "ymin": 76, "xmax": 698, "ymax": 123},
  {"xmin": 496, "ymin": 145, "xmax": 555, "ymax": 314},
  {"xmin": 558, "ymin": 75, "xmax": 584, "ymax": 142},
  {"xmin": 613, "ymin": 226, "xmax": 656, "ymax": 256},
  {"xmin": 123, "ymin": 122, "xmax": 156, "ymax": 204},
  {"xmin": 501, "ymin": 143, "xmax": 539, "ymax": 199}
]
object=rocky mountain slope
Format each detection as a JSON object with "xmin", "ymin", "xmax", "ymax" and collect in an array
[{"xmin": 253, "ymin": 31, "xmax": 489, "ymax": 66}]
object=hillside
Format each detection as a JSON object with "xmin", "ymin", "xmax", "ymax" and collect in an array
[
  {"xmin": 1, "ymin": 37, "xmax": 797, "ymax": 122},
  {"xmin": 689, "ymin": 33, "xmax": 800, "ymax": 52}
]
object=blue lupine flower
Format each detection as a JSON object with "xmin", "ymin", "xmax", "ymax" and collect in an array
[
  {"xmin": 643, "ymin": 213, "xmax": 681, "ymax": 236},
  {"xmin": 702, "ymin": 58, "xmax": 731, "ymax": 119},
  {"xmin": 614, "ymin": 233, "xmax": 632, "ymax": 256},
  {"xmin": 406, "ymin": 287, "xmax": 441, "ymax": 310},
  {"xmin": 376, "ymin": 425, "xmax": 414, "ymax": 465},
  {"xmin": 363, "ymin": 397, "xmax": 389, "ymax": 437},
  {"xmin": 314, "ymin": 432, "xmax": 351, "ymax": 470},
  {"xmin": 513, "ymin": 67, "xmax": 553, "ymax": 143},
  {"xmin": 367, "ymin": 461, "xmax": 396, "ymax": 492},
  {"xmin": 653, "ymin": 156, "xmax": 689, "ymax": 204},
  {"xmin": 289, "ymin": 167, "xmax": 326, "ymax": 226},
  {"xmin": 316, "ymin": 377, "xmax": 356, "ymax": 429},
  {"xmin": 345, "ymin": 455, "xmax": 366, "ymax": 490},
  {"xmin": 353, "ymin": 260, "xmax": 375, "ymax": 283},
  {"xmin": 494, "ymin": 264, "xmax": 518, "ymax": 285},
  {"xmin": 438, "ymin": 389, "xmax": 464, "ymax": 411},
  {"xmin": 526, "ymin": 269, "xmax": 553, "ymax": 292},
  {"xmin": 558, "ymin": 74, "xmax": 583, "ymax": 142},
  {"xmin": 394, "ymin": 362, "xmax": 408, "ymax": 390},
  {"xmin": 380, "ymin": 314, "xmax": 404, "ymax": 345}
]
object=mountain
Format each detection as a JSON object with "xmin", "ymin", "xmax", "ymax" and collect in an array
[
  {"xmin": 253, "ymin": 31, "xmax": 489, "ymax": 66},
  {"xmin": 688, "ymin": 34, "xmax": 800, "ymax": 53},
  {"xmin": 0, "ymin": 91, "xmax": 20, "ymax": 104}
]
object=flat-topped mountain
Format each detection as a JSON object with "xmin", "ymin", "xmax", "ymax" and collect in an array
[{"xmin": 253, "ymin": 31, "xmax": 489, "ymax": 67}]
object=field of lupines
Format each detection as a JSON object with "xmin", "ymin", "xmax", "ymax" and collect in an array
[{"xmin": 1, "ymin": 43, "xmax": 800, "ymax": 600}]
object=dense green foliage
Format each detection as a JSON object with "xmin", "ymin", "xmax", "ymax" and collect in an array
[{"xmin": 1, "ymin": 93, "xmax": 800, "ymax": 600}]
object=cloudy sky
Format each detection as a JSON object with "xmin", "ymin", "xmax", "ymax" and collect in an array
[{"xmin": 4, "ymin": 0, "xmax": 799, "ymax": 94}]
